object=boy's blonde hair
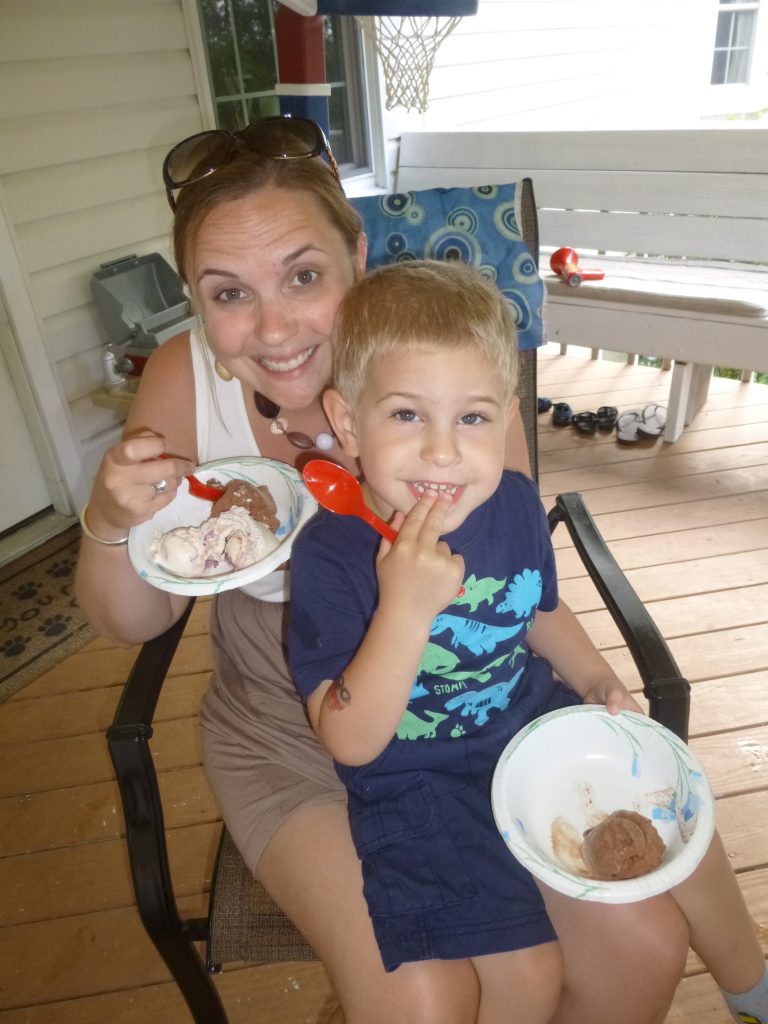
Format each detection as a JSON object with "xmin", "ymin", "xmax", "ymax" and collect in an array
[{"xmin": 332, "ymin": 259, "xmax": 519, "ymax": 406}]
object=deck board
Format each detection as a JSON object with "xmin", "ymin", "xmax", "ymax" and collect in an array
[{"xmin": 1, "ymin": 346, "xmax": 766, "ymax": 1022}]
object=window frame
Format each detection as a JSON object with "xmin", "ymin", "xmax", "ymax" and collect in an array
[
  {"xmin": 711, "ymin": 0, "xmax": 759, "ymax": 85},
  {"xmin": 188, "ymin": 0, "xmax": 376, "ymax": 179}
]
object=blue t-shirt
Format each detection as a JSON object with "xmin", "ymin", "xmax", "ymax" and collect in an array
[
  {"xmin": 289, "ymin": 471, "xmax": 557, "ymax": 751},
  {"xmin": 289, "ymin": 471, "xmax": 577, "ymax": 969}
]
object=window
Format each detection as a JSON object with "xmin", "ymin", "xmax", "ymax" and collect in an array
[
  {"xmin": 711, "ymin": 0, "xmax": 759, "ymax": 84},
  {"xmin": 196, "ymin": 0, "xmax": 370, "ymax": 175}
]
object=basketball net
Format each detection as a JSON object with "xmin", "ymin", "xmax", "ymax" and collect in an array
[{"xmin": 356, "ymin": 16, "xmax": 463, "ymax": 114}]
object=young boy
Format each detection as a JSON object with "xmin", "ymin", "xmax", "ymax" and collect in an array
[{"xmin": 288, "ymin": 259, "xmax": 766, "ymax": 1023}]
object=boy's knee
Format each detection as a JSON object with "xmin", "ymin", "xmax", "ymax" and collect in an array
[
  {"xmin": 361, "ymin": 959, "xmax": 479, "ymax": 1024},
  {"xmin": 407, "ymin": 985, "xmax": 479, "ymax": 1024},
  {"xmin": 406, "ymin": 966, "xmax": 479, "ymax": 1024},
  {"xmin": 626, "ymin": 898, "xmax": 689, "ymax": 976}
]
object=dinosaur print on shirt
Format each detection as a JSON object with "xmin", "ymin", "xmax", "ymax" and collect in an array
[{"xmin": 400, "ymin": 571, "xmax": 541, "ymax": 740}]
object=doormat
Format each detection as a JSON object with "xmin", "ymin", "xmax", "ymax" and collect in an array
[{"xmin": 0, "ymin": 525, "xmax": 96, "ymax": 703}]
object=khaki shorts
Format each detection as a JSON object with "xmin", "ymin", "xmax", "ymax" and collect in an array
[{"xmin": 200, "ymin": 590, "xmax": 345, "ymax": 872}]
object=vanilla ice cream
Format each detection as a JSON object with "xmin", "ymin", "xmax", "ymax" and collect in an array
[{"xmin": 153, "ymin": 505, "xmax": 280, "ymax": 578}]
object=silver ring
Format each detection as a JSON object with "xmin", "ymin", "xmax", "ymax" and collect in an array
[{"xmin": 152, "ymin": 479, "xmax": 168, "ymax": 497}]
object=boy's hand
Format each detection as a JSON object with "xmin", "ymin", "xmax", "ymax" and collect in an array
[
  {"xmin": 583, "ymin": 679, "xmax": 643, "ymax": 716},
  {"xmin": 376, "ymin": 491, "xmax": 464, "ymax": 620}
]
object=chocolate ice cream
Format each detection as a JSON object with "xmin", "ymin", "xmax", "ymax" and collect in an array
[
  {"xmin": 211, "ymin": 480, "xmax": 279, "ymax": 533},
  {"xmin": 581, "ymin": 810, "xmax": 665, "ymax": 880}
]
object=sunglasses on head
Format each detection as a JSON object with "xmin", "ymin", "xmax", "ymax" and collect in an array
[{"xmin": 162, "ymin": 115, "xmax": 342, "ymax": 211}]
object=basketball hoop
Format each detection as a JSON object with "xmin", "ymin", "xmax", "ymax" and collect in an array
[{"xmin": 356, "ymin": 15, "xmax": 463, "ymax": 114}]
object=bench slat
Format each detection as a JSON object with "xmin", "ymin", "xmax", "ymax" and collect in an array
[
  {"xmin": 397, "ymin": 129, "xmax": 768, "ymax": 176},
  {"xmin": 539, "ymin": 209, "xmax": 767, "ymax": 264},
  {"xmin": 394, "ymin": 167, "xmax": 768, "ymax": 223}
]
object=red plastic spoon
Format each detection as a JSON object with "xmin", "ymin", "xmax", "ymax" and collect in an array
[
  {"xmin": 303, "ymin": 460, "xmax": 464, "ymax": 596},
  {"xmin": 157, "ymin": 453, "xmax": 226, "ymax": 501},
  {"xmin": 303, "ymin": 460, "xmax": 397, "ymax": 542}
]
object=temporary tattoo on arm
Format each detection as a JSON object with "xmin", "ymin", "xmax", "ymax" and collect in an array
[{"xmin": 326, "ymin": 673, "xmax": 352, "ymax": 712}]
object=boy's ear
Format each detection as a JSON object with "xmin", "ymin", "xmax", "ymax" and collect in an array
[{"xmin": 323, "ymin": 388, "xmax": 360, "ymax": 457}]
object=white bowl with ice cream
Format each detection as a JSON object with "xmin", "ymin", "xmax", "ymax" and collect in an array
[
  {"xmin": 491, "ymin": 705, "xmax": 715, "ymax": 903},
  {"xmin": 128, "ymin": 457, "xmax": 317, "ymax": 595}
]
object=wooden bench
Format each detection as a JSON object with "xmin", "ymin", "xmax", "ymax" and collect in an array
[{"xmin": 395, "ymin": 129, "xmax": 768, "ymax": 441}]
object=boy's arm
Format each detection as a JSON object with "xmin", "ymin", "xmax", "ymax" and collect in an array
[
  {"xmin": 527, "ymin": 601, "xmax": 642, "ymax": 714},
  {"xmin": 306, "ymin": 492, "xmax": 464, "ymax": 766},
  {"xmin": 307, "ymin": 595, "xmax": 433, "ymax": 765}
]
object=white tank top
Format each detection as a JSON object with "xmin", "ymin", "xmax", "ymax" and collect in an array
[{"xmin": 190, "ymin": 327, "xmax": 289, "ymax": 602}]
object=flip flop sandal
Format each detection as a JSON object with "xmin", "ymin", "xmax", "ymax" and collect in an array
[
  {"xmin": 616, "ymin": 410, "xmax": 643, "ymax": 444},
  {"xmin": 638, "ymin": 403, "xmax": 667, "ymax": 437},
  {"xmin": 596, "ymin": 405, "xmax": 618, "ymax": 430},
  {"xmin": 538, "ymin": 397, "xmax": 553, "ymax": 413},
  {"xmin": 552, "ymin": 402, "xmax": 573, "ymax": 426},
  {"xmin": 572, "ymin": 411, "xmax": 598, "ymax": 434}
]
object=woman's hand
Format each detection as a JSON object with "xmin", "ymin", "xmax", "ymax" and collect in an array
[
  {"xmin": 376, "ymin": 491, "xmax": 464, "ymax": 622},
  {"xmin": 582, "ymin": 679, "xmax": 643, "ymax": 716},
  {"xmin": 86, "ymin": 430, "xmax": 195, "ymax": 541}
]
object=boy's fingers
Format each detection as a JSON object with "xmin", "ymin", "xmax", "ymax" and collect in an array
[
  {"xmin": 390, "ymin": 510, "xmax": 406, "ymax": 533},
  {"xmin": 414, "ymin": 491, "xmax": 453, "ymax": 540},
  {"xmin": 397, "ymin": 489, "xmax": 439, "ymax": 535},
  {"xmin": 395, "ymin": 492, "xmax": 453, "ymax": 546},
  {"xmin": 409, "ymin": 489, "xmax": 456, "ymax": 536},
  {"xmin": 377, "ymin": 511, "xmax": 405, "ymax": 556}
]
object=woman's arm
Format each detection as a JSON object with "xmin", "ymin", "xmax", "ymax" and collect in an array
[
  {"xmin": 527, "ymin": 602, "xmax": 642, "ymax": 714},
  {"xmin": 306, "ymin": 493, "xmax": 464, "ymax": 766},
  {"xmin": 74, "ymin": 335, "xmax": 198, "ymax": 645}
]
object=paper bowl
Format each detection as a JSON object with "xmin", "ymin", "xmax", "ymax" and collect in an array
[
  {"xmin": 128, "ymin": 457, "xmax": 317, "ymax": 595},
  {"xmin": 491, "ymin": 705, "xmax": 714, "ymax": 903}
]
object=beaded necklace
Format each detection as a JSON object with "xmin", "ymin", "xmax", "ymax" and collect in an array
[{"xmin": 253, "ymin": 391, "xmax": 335, "ymax": 452}]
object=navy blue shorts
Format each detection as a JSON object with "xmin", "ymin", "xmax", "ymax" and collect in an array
[{"xmin": 343, "ymin": 672, "xmax": 582, "ymax": 970}]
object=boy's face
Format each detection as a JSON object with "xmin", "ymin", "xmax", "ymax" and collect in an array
[{"xmin": 325, "ymin": 343, "xmax": 517, "ymax": 534}]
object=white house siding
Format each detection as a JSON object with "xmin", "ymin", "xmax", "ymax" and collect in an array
[
  {"xmin": 0, "ymin": 0, "xmax": 207, "ymax": 510},
  {"xmin": 379, "ymin": 0, "xmax": 766, "ymax": 139}
]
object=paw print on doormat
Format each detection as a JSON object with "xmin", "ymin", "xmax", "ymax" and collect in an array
[
  {"xmin": 47, "ymin": 558, "xmax": 75, "ymax": 579},
  {"xmin": 38, "ymin": 614, "xmax": 71, "ymax": 637},
  {"xmin": 1, "ymin": 635, "xmax": 29, "ymax": 658},
  {"xmin": 12, "ymin": 581, "xmax": 40, "ymax": 601}
]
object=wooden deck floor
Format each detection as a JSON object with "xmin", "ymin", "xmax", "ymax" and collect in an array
[{"xmin": 1, "ymin": 345, "xmax": 766, "ymax": 1024}]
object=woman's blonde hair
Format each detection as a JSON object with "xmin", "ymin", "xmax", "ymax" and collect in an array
[
  {"xmin": 333, "ymin": 259, "xmax": 519, "ymax": 406},
  {"xmin": 172, "ymin": 151, "xmax": 362, "ymax": 284}
]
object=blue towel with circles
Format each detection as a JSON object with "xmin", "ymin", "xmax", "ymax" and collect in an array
[{"xmin": 350, "ymin": 182, "xmax": 544, "ymax": 351}]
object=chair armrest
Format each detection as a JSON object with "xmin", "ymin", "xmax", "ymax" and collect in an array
[
  {"xmin": 107, "ymin": 599, "xmax": 210, "ymax": 947},
  {"xmin": 109, "ymin": 598, "xmax": 196, "ymax": 736},
  {"xmin": 548, "ymin": 493, "xmax": 690, "ymax": 742}
]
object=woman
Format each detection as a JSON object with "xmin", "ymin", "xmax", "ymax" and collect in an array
[{"xmin": 75, "ymin": 117, "xmax": 689, "ymax": 1023}]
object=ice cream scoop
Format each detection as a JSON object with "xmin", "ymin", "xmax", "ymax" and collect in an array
[
  {"xmin": 211, "ymin": 479, "xmax": 279, "ymax": 532},
  {"xmin": 152, "ymin": 506, "xmax": 279, "ymax": 577},
  {"xmin": 581, "ymin": 810, "xmax": 666, "ymax": 880}
]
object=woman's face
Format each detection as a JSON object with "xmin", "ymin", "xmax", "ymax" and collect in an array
[{"xmin": 189, "ymin": 187, "xmax": 365, "ymax": 412}]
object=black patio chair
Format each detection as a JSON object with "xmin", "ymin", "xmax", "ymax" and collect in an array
[{"xmin": 107, "ymin": 176, "xmax": 690, "ymax": 1024}]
